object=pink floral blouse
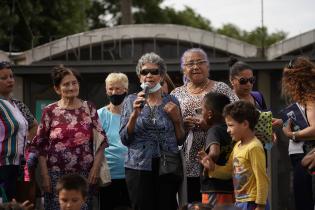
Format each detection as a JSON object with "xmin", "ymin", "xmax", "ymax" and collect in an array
[{"xmin": 32, "ymin": 101, "xmax": 108, "ymax": 173}]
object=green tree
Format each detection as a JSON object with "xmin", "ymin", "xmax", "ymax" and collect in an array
[
  {"xmin": 216, "ymin": 23, "xmax": 243, "ymax": 40},
  {"xmin": 88, "ymin": 1, "xmax": 213, "ymax": 31},
  {"xmin": 0, "ymin": 0, "xmax": 91, "ymax": 52},
  {"xmin": 216, "ymin": 23, "xmax": 287, "ymax": 47},
  {"xmin": 164, "ymin": 6, "xmax": 213, "ymax": 31},
  {"xmin": 242, "ymin": 26, "xmax": 287, "ymax": 48}
]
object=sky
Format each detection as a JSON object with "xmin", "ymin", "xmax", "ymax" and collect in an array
[{"xmin": 162, "ymin": 0, "xmax": 315, "ymax": 38}]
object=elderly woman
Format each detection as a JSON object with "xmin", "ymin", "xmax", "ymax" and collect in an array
[
  {"xmin": 171, "ymin": 48, "xmax": 238, "ymax": 203},
  {"xmin": 97, "ymin": 73, "xmax": 130, "ymax": 210},
  {"xmin": 282, "ymin": 57, "xmax": 315, "ymax": 210},
  {"xmin": 31, "ymin": 65, "xmax": 108, "ymax": 210},
  {"xmin": 120, "ymin": 52, "xmax": 185, "ymax": 210},
  {"xmin": 0, "ymin": 61, "xmax": 38, "ymax": 202}
]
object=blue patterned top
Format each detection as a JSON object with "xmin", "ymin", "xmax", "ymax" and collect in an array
[{"xmin": 120, "ymin": 93, "xmax": 180, "ymax": 171}]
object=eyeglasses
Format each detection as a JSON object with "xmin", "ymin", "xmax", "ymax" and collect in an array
[
  {"xmin": 184, "ymin": 60, "xmax": 207, "ymax": 68},
  {"xmin": 0, "ymin": 61, "xmax": 11, "ymax": 70},
  {"xmin": 237, "ymin": 77, "xmax": 255, "ymax": 85},
  {"xmin": 140, "ymin": 68, "xmax": 160, "ymax": 76}
]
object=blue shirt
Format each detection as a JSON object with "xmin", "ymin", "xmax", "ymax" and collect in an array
[
  {"xmin": 98, "ymin": 107, "xmax": 127, "ymax": 179},
  {"xmin": 120, "ymin": 94, "xmax": 180, "ymax": 171}
]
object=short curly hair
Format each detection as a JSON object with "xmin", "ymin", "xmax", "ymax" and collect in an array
[
  {"xmin": 223, "ymin": 101, "xmax": 260, "ymax": 131},
  {"xmin": 282, "ymin": 56, "xmax": 315, "ymax": 105},
  {"xmin": 135, "ymin": 52, "xmax": 167, "ymax": 76}
]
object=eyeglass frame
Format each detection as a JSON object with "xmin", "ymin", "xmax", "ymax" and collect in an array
[
  {"xmin": 0, "ymin": 61, "xmax": 12, "ymax": 70},
  {"xmin": 183, "ymin": 60, "xmax": 207, "ymax": 68}
]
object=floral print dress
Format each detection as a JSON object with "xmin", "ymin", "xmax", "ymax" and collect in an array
[
  {"xmin": 32, "ymin": 101, "xmax": 108, "ymax": 210},
  {"xmin": 171, "ymin": 81, "xmax": 238, "ymax": 177}
]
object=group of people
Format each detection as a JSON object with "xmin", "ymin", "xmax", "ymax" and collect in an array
[{"xmin": 0, "ymin": 48, "xmax": 314, "ymax": 210}]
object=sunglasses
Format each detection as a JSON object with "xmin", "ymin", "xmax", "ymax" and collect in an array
[
  {"xmin": 140, "ymin": 68, "xmax": 160, "ymax": 76},
  {"xmin": 0, "ymin": 61, "xmax": 11, "ymax": 70},
  {"xmin": 237, "ymin": 77, "xmax": 255, "ymax": 85}
]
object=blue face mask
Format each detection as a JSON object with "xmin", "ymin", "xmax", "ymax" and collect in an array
[{"xmin": 140, "ymin": 82, "xmax": 162, "ymax": 93}]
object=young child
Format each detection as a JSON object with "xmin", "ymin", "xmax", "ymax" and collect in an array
[
  {"xmin": 197, "ymin": 93, "xmax": 234, "ymax": 207},
  {"xmin": 56, "ymin": 174, "xmax": 88, "ymax": 210},
  {"xmin": 201, "ymin": 101, "xmax": 269, "ymax": 210}
]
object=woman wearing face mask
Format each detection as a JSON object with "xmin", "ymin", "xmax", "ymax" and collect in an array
[
  {"xmin": 120, "ymin": 52, "xmax": 185, "ymax": 210},
  {"xmin": 97, "ymin": 73, "xmax": 131, "ymax": 210}
]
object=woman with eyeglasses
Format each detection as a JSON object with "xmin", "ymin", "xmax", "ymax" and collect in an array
[
  {"xmin": 281, "ymin": 56, "xmax": 315, "ymax": 210},
  {"xmin": 0, "ymin": 61, "xmax": 38, "ymax": 202},
  {"xmin": 120, "ymin": 52, "xmax": 185, "ymax": 210},
  {"xmin": 171, "ymin": 48, "xmax": 238, "ymax": 203}
]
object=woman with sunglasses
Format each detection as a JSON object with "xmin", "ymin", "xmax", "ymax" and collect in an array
[
  {"xmin": 171, "ymin": 48, "xmax": 238, "ymax": 203},
  {"xmin": 282, "ymin": 56, "xmax": 315, "ymax": 210},
  {"xmin": 228, "ymin": 57, "xmax": 267, "ymax": 111},
  {"xmin": 120, "ymin": 52, "xmax": 185, "ymax": 210},
  {"xmin": 0, "ymin": 61, "xmax": 38, "ymax": 202}
]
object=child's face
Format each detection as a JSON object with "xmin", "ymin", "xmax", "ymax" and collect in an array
[
  {"xmin": 225, "ymin": 115, "xmax": 246, "ymax": 141},
  {"xmin": 59, "ymin": 189, "xmax": 86, "ymax": 210}
]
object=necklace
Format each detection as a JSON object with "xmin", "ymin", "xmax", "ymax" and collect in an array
[
  {"xmin": 148, "ymin": 105, "xmax": 158, "ymax": 125},
  {"xmin": 187, "ymin": 80, "xmax": 209, "ymax": 94}
]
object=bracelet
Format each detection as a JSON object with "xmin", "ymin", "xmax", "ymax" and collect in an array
[{"xmin": 292, "ymin": 131, "xmax": 296, "ymax": 141}]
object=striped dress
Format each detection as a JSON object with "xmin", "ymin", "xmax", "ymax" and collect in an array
[{"xmin": 0, "ymin": 99, "xmax": 28, "ymax": 166}]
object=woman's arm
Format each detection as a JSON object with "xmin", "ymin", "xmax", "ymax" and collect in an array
[
  {"xmin": 27, "ymin": 120, "xmax": 38, "ymax": 142},
  {"xmin": 164, "ymin": 101, "xmax": 185, "ymax": 145},
  {"xmin": 283, "ymin": 102, "xmax": 315, "ymax": 141},
  {"xmin": 38, "ymin": 156, "xmax": 51, "ymax": 193},
  {"xmin": 88, "ymin": 142, "xmax": 106, "ymax": 185},
  {"xmin": 120, "ymin": 94, "xmax": 145, "ymax": 146}
]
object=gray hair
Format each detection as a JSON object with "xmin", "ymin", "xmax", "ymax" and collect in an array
[
  {"xmin": 180, "ymin": 48, "xmax": 210, "ymax": 70},
  {"xmin": 136, "ymin": 52, "xmax": 167, "ymax": 76}
]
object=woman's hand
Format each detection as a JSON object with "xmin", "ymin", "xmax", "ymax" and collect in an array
[
  {"xmin": 41, "ymin": 173, "xmax": 51, "ymax": 193},
  {"xmin": 282, "ymin": 119, "xmax": 293, "ymax": 138},
  {"xmin": 88, "ymin": 165, "xmax": 100, "ymax": 185},
  {"xmin": 272, "ymin": 118, "xmax": 283, "ymax": 127},
  {"xmin": 302, "ymin": 148, "xmax": 315, "ymax": 170},
  {"xmin": 164, "ymin": 101, "xmax": 181, "ymax": 123},
  {"xmin": 132, "ymin": 92, "xmax": 146, "ymax": 116}
]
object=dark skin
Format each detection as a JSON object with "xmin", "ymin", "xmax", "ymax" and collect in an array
[{"xmin": 197, "ymin": 101, "xmax": 224, "ymax": 173}]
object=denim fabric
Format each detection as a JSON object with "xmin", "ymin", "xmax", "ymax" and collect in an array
[{"xmin": 120, "ymin": 94, "xmax": 180, "ymax": 171}]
